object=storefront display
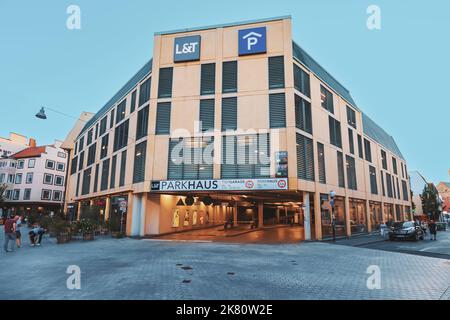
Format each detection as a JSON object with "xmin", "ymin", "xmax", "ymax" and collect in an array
[{"xmin": 349, "ymin": 198, "xmax": 367, "ymax": 234}]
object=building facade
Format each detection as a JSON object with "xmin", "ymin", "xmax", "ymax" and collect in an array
[
  {"xmin": 436, "ymin": 182, "xmax": 450, "ymax": 214},
  {"xmin": 65, "ymin": 16, "xmax": 411, "ymax": 240},
  {"xmin": 0, "ymin": 132, "xmax": 35, "ymax": 158},
  {"xmin": 0, "ymin": 141, "xmax": 68, "ymax": 217}
]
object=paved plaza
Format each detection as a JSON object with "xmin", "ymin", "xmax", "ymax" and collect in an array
[{"xmin": 2, "ymin": 226, "xmax": 450, "ymax": 300}]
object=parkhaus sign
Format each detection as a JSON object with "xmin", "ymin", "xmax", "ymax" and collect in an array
[
  {"xmin": 151, "ymin": 178, "xmax": 288, "ymax": 192},
  {"xmin": 174, "ymin": 35, "xmax": 201, "ymax": 62}
]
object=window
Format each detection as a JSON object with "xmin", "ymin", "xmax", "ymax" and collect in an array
[
  {"xmin": 53, "ymin": 190, "xmax": 62, "ymax": 201},
  {"xmin": 82, "ymin": 168, "xmax": 91, "ymax": 195},
  {"xmin": 402, "ymin": 180, "xmax": 409, "ymax": 201},
  {"xmin": 109, "ymin": 109, "xmax": 115, "ymax": 129},
  {"xmin": 87, "ymin": 129, "xmax": 93, "ymax": 145},
  {"xmin": 70, "ymin": 157, "xmax": 78, "ymax": 175},
  {"xmin": 386, "ymin": 173, "xmax": 393, "ymax": 198},
  {"xmin": 221, "ymin": 97, "xmax": 237, "ymax": 131},
  {"xmin": 201, "ymin": 63, "xmax": 216, "ymax": 95},
  {"xmin": 221, "ymin": 134, "xmax": 269, "ymax": 179},
  {"xmin": 130, "ymin": 90, "xmax": 137, "ymax": 113},
  {"xmin": 79, "ymin": 136, "xmax": 85, "ymax": 152},
  {"xmin": 381, "ymin": 150, "xmax": 388, "ymax": 169},
  {"xmin": 222, "ymin": 61, "xmax": 237, "ymax": 93},
  {"xmin": 8, "ymin": 174, "xmax": 14, "ymax": 183},
  {"xmin": 139, "ymin": 78, "xmax": 151, "ymax": 107},
  {"xmin": 43, "ymin": 173, "xmax": 54, "ymax": 185},
  {"xmin": 119, "ymin": 150, "xmax": 127, "ymax": 187},
  {"xmin": 41, "ymin": 189, "xmax": 52, "ymax": 200},
  {"xmin": 136, "ymin": 105, "xmax": 149, "ymax": 139},
  {"xmin": 23, "ymin": 188, "xmax": 31, "ymax": 200},
  {"xmin": 87, "ymin": 143, "xmax": 96, "ymax": 166},
  {"xmin": 293, "ymin": 63, "xmax": 310, "ymax": 97},
  {"xmin": 346, "ymin": 106, "xmax": 357, "ymax": 129},
  {"xmin": 346, "ymin": 155, "xmax": 357, "ymax": 190},
  {"xmin": 269, "ymin": 93, "xmax": 286, "ymax": 128},
  {"xmin": 58, "ymin": 151, "xmax": 67, "ymax": 158},
  {"xmin": 113, "ymin": 120, "xmax": 129, "ymax": 151},
  {"xmin": 268, "ymin": 56, "xmax": 285, "ymax": 89},
  {"xmin": 155, "ymin": 102, "xmax": 171, "ymax": 135},
  {"xmin": 369, "ymin": 166, "xmax": 378, "ymax": 195},
  {"xmin": 26, "ymin": 172, "xmax": 33, "ymax": 184},
  {"xmin": 317, "ymin": 142, "xmax": 326, "ymax": 184},
  {"xmin": 28, "ymin": 159, "xmax": 35, "ymax": 168},
  {"xmin": 396, "ymin": 177, "xmax": 401, "ymax": 200},
  {"xmin": 329, "ymin": 117, "xmax": 342, "ymax": 148},
  {"xmin": 401, "ymin": 163, "xmax": 405, "ymax": 179},
  {"xmin": 133, "ymin": 141, "xmax": 147, "ymax": 183},
  {"xmin": 100, "ymin": 134, "xmax": 109, "ymax": 159},
  {"xmin": 0, "ymin": 173, "xmax": 4, "ymax": 183},
  {"xmin": 110, "ymin": 155, "xmax": 117, "ymax": 189},
  {"xmin": 95, "ymin": 123, "xmax": 99, "ymax": 139},
  {"xmin": 5, "ymin": 190, "xmax": 11, "ymax": 200},
  {"xmin": 320, "ymin": 85, "xmax": 334, "ymax": 113},
  {"xmin": 392, "ymin": 176, "xmax": 397, "ymax": 199},
  {"xmin": 295, "ymin": 95, "xmax": 312, "ymax": 134},
  {"xmin": 13, "ymin": 189, "xmax": 20, "ymax": 200},
  {"xmin": 199, "ymin": 99, "xmax": 215, "ymax": 132},
  {"xmin": 15, "ymin": 173, "xmax": 22, "ymax": 184},
  {"xmin": 56, "ymin": 162, "xmax": 65, "ymax": 171},
  {"xmin": 17, "ymin": 160, "xmax": 24, "ymax": 169},
  {"xmin": 78, "ymin": 151, "xmax": 84, "ymax": 171},
  {"xmin": 348, "ymin": 128, "xmax": 354, "ymax": 155},
  {"xmin": 100, "ymin": 158, "xmax": 110, "ymax": 191},
  {"xmin": 46, "ymin": 160, "xmax": 55, "ymax": 170},
  {"xmin": 55, "ymin": 175, "xmax": 64, "ymax": 186},
  {"xmin": 381, "ymin": 171, "xmax": 386, "ymax": 196},
  {"xmin": 93, "ymin": 163, "xmax": 100, "ymax": 193},
  {"xmin": 168, "ymin": 137, "xmax": 214, "ymax": 180},
  {"xmin": 364, "ymin": 139, "xmax": 372, "ymax": 162},
  {"xmin": 337, "ymin": 151, "xmax": 345, "ymax": 188},
  {"xmin": 158, "ymin": 67, "xmax": 173, "ymax": 98},
  {"xmin": 296, "ymin": 133, "xmax": 315, "ymax": 181},
  {"xmin": 116, "ymin": 99, "xmax": 126, "ymax": 124},
  {"xmin": 74, "ymin": 141, "xmax": 78, "ymax": 155},
  {"xmin": 392, "ymin": 157, "xmax": 398, "ymax": 175},
  {"xmin": 100, "ymin": 116, "xmax": 107, "ymax": 136},
  {"xmin": 76, "ymin": 173, "xmax": 80, "ymax": 197}
]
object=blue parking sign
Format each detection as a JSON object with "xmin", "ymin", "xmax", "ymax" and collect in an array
[{"xmin": 238, "ymin": 27, "xmax": 267, "ymax": 56}]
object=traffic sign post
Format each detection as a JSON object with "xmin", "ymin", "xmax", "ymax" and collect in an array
[
  {"xmin": 330, "ymin": 191, "xmax": 336, "ymax": 242},
  {"xmin": 119, "ymin": 201, "xmax": 127, "ymax": 235}
]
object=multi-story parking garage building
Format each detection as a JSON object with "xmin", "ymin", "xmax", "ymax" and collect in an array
[{"xmin": 64, "ymin": 16, "xmax": 411, "ymax": 240}]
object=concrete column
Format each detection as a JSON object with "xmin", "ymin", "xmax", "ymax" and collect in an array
[
  {"xmin": 126, "ymin": 192, "xmax": 134, "ymax": 236},
  {"xmin": 76, "ymin": 202, "xmax": 81, "ymax": 221},
  {"xmin": 139, "ymin": 194, "xmax": 146, "ymax": 237},
  {"xmin": 233, "ymin": 203, "xmax": 238, "ymax": 227},
  {"xmin": 303, "ymin": 192, "xmax": 311, "ymax": 241},
  {"xmin": 345, "ymin": 196, "xmax": 351, "ymax": 237},
  {"xmin": 276, "ymin": 208, "xmax": 280, "ymax": 224},
  {"xmin": 381, "ymin": 200, "xmax": 386, "ymax": 223},
  {"xmin": 366, "ymin": 200, "xmax": 372, "ymax": 233},
  {"xmin": 313, "ymin": 192, "xmax": 322, "ymax": 240},
  {"xmin": 258, "ymin": 201, "xmax": 264, "ymax": 228},
  {"xmin": 104, "ymin": 196, "xmax": 111, "ymax": 222}
]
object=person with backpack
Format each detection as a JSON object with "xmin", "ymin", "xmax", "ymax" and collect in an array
[{"xmin": 3, "ymin": 215, "xmax": 19, "ymax": 253}]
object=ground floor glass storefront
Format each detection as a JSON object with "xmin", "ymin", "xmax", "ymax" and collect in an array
[
  {"xmin": 384, "ymin": 203, "xmax": 394, "ymax": 225},
  {"xmin": 370, "ymin": 201, "xmax": 382, "ymax": 231},
  {"xmin": 349, "ymin": 198, "xmax": 367, "ymax": 234},
  {"xmin": 321, "ymin": 195, "xmax": 346, "ymax": 238}
]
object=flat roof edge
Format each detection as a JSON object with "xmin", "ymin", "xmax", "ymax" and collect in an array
[{"xmin": 155, "ymin": 15, "xmax": 292, "ymax": 36}]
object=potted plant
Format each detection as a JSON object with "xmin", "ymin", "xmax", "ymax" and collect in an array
[
  {"xmin": 79, "ymin": 218, "xmax": 97, "ymax": 241},
  {"xmin": 49, "ymin": 217, "xmax": 71, "ymax": 244}
]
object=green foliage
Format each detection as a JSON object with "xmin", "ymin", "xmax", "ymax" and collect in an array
[
  {"xmin": 48, "ymin": 216, "xmax": 70, "ymax": 235},
  {"xmin": 77, "ymin": 205, "xmax": 101, "ymax": 234},
  {"xmin": 420, "ymin": 184, "xmax": 440, "ymax": 220}
]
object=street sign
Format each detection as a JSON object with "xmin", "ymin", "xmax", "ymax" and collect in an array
[{"xmin": 119, "ymin": 200, "xmax": 127, "ymax": 212}]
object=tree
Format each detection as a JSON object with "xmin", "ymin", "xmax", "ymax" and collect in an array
[{"xmin": 420, "ymin": 183, "xmax": 440, "ymax": 220}]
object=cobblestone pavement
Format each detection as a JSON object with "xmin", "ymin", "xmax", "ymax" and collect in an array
[{"xmin": 1, "ymin": 226, "xmax": 450, "ymax": 300}]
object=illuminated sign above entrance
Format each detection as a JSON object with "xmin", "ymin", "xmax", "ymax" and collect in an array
[
  {"xmin": 151, "ymin": 178, "xmax": 288, "ymax": 192},
  {"xmin": 238, "ymin": 27, "xmax": 267, "ymax": 56},
  {"xmin": 173, "ymin": 35, "xmax": 201, "ymax": 62}
]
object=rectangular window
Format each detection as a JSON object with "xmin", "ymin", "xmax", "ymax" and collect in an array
[
  {"xmin": 268, "ymin": 56, "xmax": 285, "ymax": 89},
  {"xmin": 381, "ymin": 150, "xmax": 388, "ymax": 170},
  {"xmin": 109, "ymin": 109, "xmax": 115, "ymax": 129},
  {"xmin": 346, "ymin": 106, "xmax": 357, "ymax": 129},
  {"xmin": 317, "ymin": 142, "xmax": 326, "ymax": 184},
  {"xmin": 17, "ymin": 160, "xmax": 24, "ymax": 169},
  {"xmin": 133, "ymin": 141, "xmax": 147, "ymax": 183},
  {"xmin": 381, "ymin": 171, "xmax": 386, "ymax": 196},
  {"xmin": 15, "ymin": 173, "xmax": 22, "ymax": 184},
  {"xmin": 70, "ymin": 156, "xmax": 78, "ymax": 175},
  {"xmin": 41, "ymin": 189, "xmax": 52, "ymax": 201},
  {"xmin": 139, "ymin": 78, "xmax": 151, "ymax": 106},
  {"xmin": 87, "ymin": 129, "xmax": 93, "ymax": 145},
  {"xmin": 130, "ymin": 90, "xmax": 137, "ymax": 113},
  {"xmin": 221, "ymin": 97, "xmax": 237, "ymax": 131},
  {"xmin": 200, "ymin": 63, "xmax": 216, "ymax": 95},
  {"xmin": 199, "ymin": 99, "xmax": 215, "ymax": 132},
  {"xmin": 28, "ymin": 159, "xmax": 35, "ymax": 168},
  {"xmin": 95, "ymin": 122, "xmax": 99, "ymax": 139},
  {"xmin": 113, "ymin": 120, "xmax": 129, "ymax": 151},
  {"xmin": 222, "ymin": 61, "xmax": 237, "ymax": 93},
  {"xmin": 100, "ymin": 158, "xmax": 110, "ymax": 191},
  {"xmin": 93, "ymin": 163, "xmax": 99, "ymax": 193},
  {"xmin": 100, "ymin": 134, "xmax": 109, "ymax": 159},
  {"xmin": 110, "ymin": 155, "xmax": 117, "ymax": 189},
  {"xmin": 55, "ymin": 175, "xmax": 64, "ymax": 186},
  {"xmin": 136, "ymin": 105, "xmax": 149, "ymax": 140},
  {"xmin": 364, "ymin": 139, "xmax": 372, "ymax": 162},
  {"xmin": 87, "ymin": 143, "xmax": 96, "ymax": 166},
  {"xmin": 158, "ymin": 67, "xmax": 173, "ymax": 98},
  {"xmin": 293, "ymin": 63, "xmax": 310, "ymax": 97},
  {"xmin": 269, "ymin": 93, "xmax": 286, "ymax": 128},
  {"xmin": 396, "ymin": 177, "xmax": 401, "ymax": 200},
  {"xmin": 296, "ymin": 133, "xmax": 315, "ymax": 181},
  {"xmin": 56, "ymin": 162, "xmax": 65, "ymax": 171},
  {"xmin": 13, "ymin": 189, "xmax": 20, "ymax": 200},
  {"xmin": 295, "ymin": 95, "xmax": 312, "ymax": 134},
  {"xmin": 79, "ymin": 136, "xmax": 85, "ymax": 152},
  {"xmin": 386, "ymin": 173, "xmax": 393, "ymax": 198},
  {"xmin": 100, "ymin": 116, "xmax": 107, "ymax": 136},
  {"xmin": 402, "ymin": 180, "xmax": 409, "ymax": 201},
  {"xmin": 346, "ymin": 155, "xmax": 357, "ymax": 190},
  {"xmin": 155, "ymin": 102, "xmax": 171, "ymax": 135},
  {"xmin": 119, "ymin": 150, "xmax": 127, "ymax": 187},
  {"xmin": 46, "ymin": 160, "xmax": 55, "ymax": 170},
  {"xmin": 337, "ymin": 151, "xmax": 345, "ymax": 188},
  {"xmin": 320, "ymin": 85, "xmax": 334, "ymax": 113},
  {"xmin": 116, "ymin": 99, "xmax": 126, "ymax": 124},
  {"xmin": 23, "ymin": 188, "xmax": 31, "ymax": 200},
  {"xmin": 401, "ymin": 163, "xmax": 405, "ymax": 179},
  {"xmin": 43, "ymin": 173, "xmax": 53, "ymax": 185},
  {"xmin": 348, "ymin": 128, "xmax": 354, "ymax": 155},
  {"xmin": 329, "ymin": 117, "xmax": 342, "ymax": 148},
  {"xmin": 75, "ymin": 173, "xmax": 80, "ymax": 197},
  {"xmin": 369, "ymin": 166, "xmax": 378, "ymax": 195},
  {"xmin": 53, "ymin": 190, "xmax": 62, "ymax": 201},
  {"xmin": 78, "ymin": 151, "xmax": 84, "ymax": 171},
  {"xmin": 392, "ymin": 157, "xmax": 398, "ymax": 175},
  {"xmin": 26, "ymin": 172, "xmax": 33, "ymax": 184},
  {"xmin": 82, "ymin": 168, "xmax": 91, "ymax": 195}
]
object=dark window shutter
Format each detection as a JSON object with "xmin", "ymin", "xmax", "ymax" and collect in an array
[
  {"xmin": 269, "ymin": 93, "xmax": 286, "ymax": 128},
  {"xmin": 296, "ymin": 133, "xmax": 315, "ymax": 181},
  {"xmin": 155, "ymin": 102, "xmax": 171, "ymax": 135},
  {"xmin": 158, "ymin": 68, "xmax": 173, "ymax": 98},
  {"xmin": 295, "ymin": 95, "xmax": 312, "ymax": 134},
  {"xmin": 201, "ymin": 63, "xmax": 216, "ymax": 95},
  {"xmin": 221, "ymin": 135, "xmax": 236, "ymax": 179},
  {"xmin": 317, "ymin": 142, "xmax": 326, "ymax": 184},
  {"xmin": 370, "ymin": 166, "xmax": 378, "ymax": 195},
  {"xmin": 364, "ymin": 139, "xmax": 372, "ymax": 162},
  {"xmin": 346, "ymin": 155, "xmax": 357, "ymax": 190},
  {"xmin": 133, "ymin": 141, "xmax": 147, "ymax": 183},
  {"xmin": 222, "ymin": 61, "xmax": 237, "ymax": 93},
  {"xmin": 93, "ymin": 164, "xmax": 99, "ymax": 192},
  {"xmin": 348, "ymin": 128, "xmax": 354, "ymax": 155},
  {"xmin": 221, "ymin": 97, "xmax": 237, "ymax": 131},
  {"xmin": 200, "ymin": 99, "xmax": 215, "ymax": 132},
  {"xmin": 119, "ymin": 150, "xmax": 127, "ymax": 187},
  {"xmin": 268, "ymin": 56, "xmax": 285, "ymax": 89},
  {"xmin": 168, "ymin": 138, "xmax": 184, "ymax": 180},
  {"xmin": 136, "ymin": 105, "xmax": 149, "ymax": 140},
  {"xmin": 294, "ymin": 64, "xmax": 310, "ymax": 97},
  {"xmin": 110, "ymin": 155, "xmax": 117, "ymax": 189},
  {"xmin": 100, "ymin": 158, "xmax": 110, "ymax": 191},
  {"xmin": 337, "ymin": 151, "xmax": 345, "ymax": 188},
  {"xmin": 357, "ymin": 134, "xmax": 364, "ymax": 159}
]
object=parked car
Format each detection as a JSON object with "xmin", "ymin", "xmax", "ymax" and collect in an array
[
  {"xmin": 436, "ymin": 222, "xmax": 447, "ymax": 231},
  {"xmin": 389, "ymin": 221, "xmax": 424, "ymax": 241}
]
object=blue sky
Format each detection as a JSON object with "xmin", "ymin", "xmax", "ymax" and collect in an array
[{"xmin": 0, "ymin": 0, "xmax": 448, "ymax": 183}]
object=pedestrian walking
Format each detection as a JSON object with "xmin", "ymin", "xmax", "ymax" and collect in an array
[
  {"xmin": 15, "ymin": 215, "xmax": 24, "ymax": 248},
  {"xmin": 380, "ymin": 221, "xmax": 388, "ymax": 239},
  {"xmin": 3, "ymin": 215, "xmax": 19, "ymax": 253},
  {"xmin": 29, "ymin": 224, "xmax": 45, "ymax": 246},
  {"xmin": 429, "ymin": 220, "xmax": 437, "ymax": 241}
]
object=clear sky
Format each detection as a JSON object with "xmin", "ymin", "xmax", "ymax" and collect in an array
[{"xmin": 0, "ymin": 0, "xmax": 448, "ymax": 183}]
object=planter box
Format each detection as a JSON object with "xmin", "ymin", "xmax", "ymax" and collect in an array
[
  {"xmin": 82, "ymin": 233, "xmax": 95, "ymax": 241},
  {"xmin": 112, "ymin": 232, "xmax": 125, "ymax": 239},
  {"xmin": 56, "ymin": 233, "xmax": 70, "ymax": 244}
]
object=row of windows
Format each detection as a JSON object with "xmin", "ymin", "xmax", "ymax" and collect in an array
[{"xmin": 4, "ymin": 188, "xmax": 62, "ymax": 201}]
